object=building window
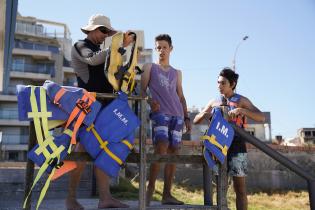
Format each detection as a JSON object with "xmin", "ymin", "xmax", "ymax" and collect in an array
[
  {"xmin": 248, "ymin": 131, "xmax": 255, "ymax": 136},
  {"xmin": 12, "ymin": 58, "xmax": 25, "ymax": 71},
  {"xmin": 245, "ymin": 128, "xmax": 255, "ymax": 136},
  {"xmin": 48, "ymin": 46, "xmax": 59, "ymax": 54},
  {"xmin": 312, "ymin": 131, "xmax": 315, "ymax": 137},
  {"xmin": 20, "ymin": 40, "xmax": 34, "ymax": 50},
  {"xmin": 8, "ymin": 152, "xmax": 19, "ymax": 161},
  {"xmin": 34, "ymin": 43, "xmax": 47, "ymax": 51},
  {"xmin": 305, "ymin": 131, "xmax": 312, "ymax": 137}
]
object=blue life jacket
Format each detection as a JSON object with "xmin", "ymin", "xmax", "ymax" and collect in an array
[
  {"xmin": 43, "ymin": 80, "xmax": 101, "ymax": 127},
  {"xmin": 79, "ymin": 91, "xmax": 140, "ymax": 177},
  {"xmin": 222, "ymin": 94, "xmax": 246, "ymax": 128},
  {"xmin": 94, "ymin": 133, "xmax": 135, "ymax": 178},
  {"xmin": 27, "ymin": 129, "xmax": 72, "ymax": 174},
  {"xmin": 17, "ymin": 85, "xmax": 68, "ymax": 121},
  {"xmin": 201, "ymin": 108, "xmax": 235, "ymax": 166}
]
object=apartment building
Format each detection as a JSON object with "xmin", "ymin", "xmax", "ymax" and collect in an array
[
  {"xmin": 0, "ymin": 13, "xmax": 76, "ymax": 161},
  {"xmin": 297, "ymin": 128, "xmax": 315, "ymax": 145}
]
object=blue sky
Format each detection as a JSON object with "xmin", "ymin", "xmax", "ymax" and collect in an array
[{"xmin": 18, "ymin": 0, "xmax": 315, "ymax": 139}]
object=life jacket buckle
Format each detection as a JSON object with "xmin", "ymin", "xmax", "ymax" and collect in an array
[
  {"xmin": 76, "ymin": 99, "xmax": 91, "ymax": 114},
  {"xmin": 48, "ymin": 158, "xmax": 64, "ymax": 169}
]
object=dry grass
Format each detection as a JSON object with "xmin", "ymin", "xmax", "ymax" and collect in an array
[
  {"xmin": 113, "ymin": 178, "xmax": 309, "ymax": 210},
  {"xmin": 246, "ymin": 191, "xmax": 309, "ymax": 210}
]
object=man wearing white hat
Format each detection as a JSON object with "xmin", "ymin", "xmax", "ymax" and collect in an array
[{"xmin": 68, "ymin": 14, "xmax": 133, "ymax": 210}]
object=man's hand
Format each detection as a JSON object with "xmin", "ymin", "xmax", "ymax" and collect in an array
[
  {"xmin": 184, "ymin": 119, "xmax": 192, "ymax": 134},
  {"xmin": 149, "ymin": 99, "xmax": 160, "ymax": 113},
  {"xmin": 123, "ymin": 31, "xmax": 136, "ymax": 47},
  {"xmin": 228, "ymin": 108, "xmax": 245, "ymax": 119}
]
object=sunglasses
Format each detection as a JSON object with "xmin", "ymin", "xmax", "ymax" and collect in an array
[{"xmin": 98, "ymin": 27, "xmax": 111, "ymax": 34}]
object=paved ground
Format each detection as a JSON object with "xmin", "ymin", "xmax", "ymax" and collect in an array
[
  {"xmin": 1, "ymin": 198, "xmax": 203, "ymax": 210},
  {"xmin": 0, "ymin": 198, "xmax": 146, "ymax": 210},
  {"xmin": 0, "ymin": 198, "xmax": 216, "ymax": 210}
]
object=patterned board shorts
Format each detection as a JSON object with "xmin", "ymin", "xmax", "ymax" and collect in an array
[
  {"xmin": 213, "ymin": 153, "xmax": 248, "ymax": 177},
  {"xmin": 150, "ymin": 113, "xmax": 184, "ymax": 148}
]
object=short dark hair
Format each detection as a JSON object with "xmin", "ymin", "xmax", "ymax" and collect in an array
[
  {"xmin": 155, "ymin": 34, "xmax": 172, "ymax": 47},
  {"xmin": 219, "ymin": 67, "xmax": 239, "ymax": 90}
]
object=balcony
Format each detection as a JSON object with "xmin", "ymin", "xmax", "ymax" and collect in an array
[
  {"xmin": 0, "ymin": 109, "xmax": 29, "ymax": 126},
  {"xmin": 12, "ymin": 48, "xmax": 53, "ymax": 60},
  {"xmin": 14, "ymin": 39, "xmax": 59, "ymax": 53},
  {"xmin": 12, "ymin": 39, "xmax": 60, "ymax": 60},
  {"xmin": 15, "ymin": 20, "xmax": 68, "ymax": 41},
  {"xmin": 10, "ymin": 62, "xmax": 55, "ymax": 81},
  {"xmin": 12, "ymin": 63, "xmax": 55, "ymax": 75},
  {"xmin": 0, "ymin": 110, "xmax": 18, "ymax": 120},
  {"xmin": 0, "ymin": 94, "xmax": 17, "ymax": 101},
  {"xmin": 1, "ymin": 134, "xmax": 29, "ymax": 145}
]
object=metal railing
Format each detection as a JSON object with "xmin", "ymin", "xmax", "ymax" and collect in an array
[
  {"xmin": 2, "ymin": 134, "xmax": 29, "ymax": 144},
  {"xmin": 14, "ymin": 39, "xmax": 59, "ymax": 54},
  {"xmin": 11, "ymin": 63, "xmax": 55, "ymax": 75},
  {"xmin": 233, "ymin": 124, "xmax": 315, "ymax": 210},
  {"xmin": 0, "ymin": 110, "xmax": 18, "ymax": 119}
]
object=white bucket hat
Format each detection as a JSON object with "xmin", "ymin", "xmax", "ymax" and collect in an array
[{"xmin": 81, "ymin": 14, "xmax": 117, "ymax": 35}]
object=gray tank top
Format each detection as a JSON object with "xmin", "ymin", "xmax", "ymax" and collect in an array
[{"xmin": 148, "ymin": 63, "xmax": 184, "ymax": 117}]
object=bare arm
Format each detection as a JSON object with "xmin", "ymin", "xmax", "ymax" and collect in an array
[
  {"xmin": 193, "ymin": 99, "xmax": 216, "ymax": 124},
  {"xmin": 140, "ymin": 63, "xmax": 160, "ymax": 112},
  {"xmin": 229, "ymin": 96, "xmax": 265, "ymax": 122},
  {"xmin": 140, "ymin": 63, "xmax": 152, "ymax": 98},
  {"xmin": 176, "ymin": 70, "xmax": 191, "ymax": 132}
]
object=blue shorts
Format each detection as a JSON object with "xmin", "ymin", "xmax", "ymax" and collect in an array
[{"xmin": 150, "ymin": 113, "xmax": 184, "ymax": 148}]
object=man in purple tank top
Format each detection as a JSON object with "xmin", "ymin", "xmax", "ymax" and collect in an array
[{"xmin": 141, "ymin": 34, "xmax": 191, "ymax": 206}]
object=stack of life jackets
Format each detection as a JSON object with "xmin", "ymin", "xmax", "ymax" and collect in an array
[
  {"xmin": 201, "ymin": 107, "xmax": 235, "ymax": 168},
  {"xmin": 17, "ymin": 80, "xmax": 140, "ymax": 210}
]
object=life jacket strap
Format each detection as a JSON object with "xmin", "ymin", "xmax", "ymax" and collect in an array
[
  {"xmin": 201, "ymin": 134, "xmax": 228, "ymax": 156},
  {"xmin": 53, "ymin": 88, "xmax": 96, "ymax": 145},
  {"xmin": 28, "ymin": 86, "xmax": 52, "ymax": 145},
  {"xmin": 86, "ymin": 125, "xmax": 133, "ymax": 166},
  {"xmin": 23, "ymin": 129, "xmax": 72, "ymax": 210}
]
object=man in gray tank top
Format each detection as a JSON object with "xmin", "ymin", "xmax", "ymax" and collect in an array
[{"xmin": 141, "ymin": 34, "xmax": 191, "ymax": 206}]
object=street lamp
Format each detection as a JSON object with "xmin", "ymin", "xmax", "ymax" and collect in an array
[{"xmin": 232, "ymin": 36, "xmax": 249, "ymax": 72}]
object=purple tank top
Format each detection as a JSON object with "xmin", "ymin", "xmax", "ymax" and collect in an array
[{"xmin": 149, "ymin": 63, "xmax": 184, "ymax": 117}]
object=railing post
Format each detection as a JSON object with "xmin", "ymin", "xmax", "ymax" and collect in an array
[
  {"xmin": 203, "ymin": 163, "xmax": 212, "ymax": 205},
  {"xmin": 24, "ymin": 122, "xmax": 36, "ymax": 210},
  {"xmin": 308, "ymin": 180, "xmax": 315, "ymax": 210},
  {"xmin": 139, "ymin": 98, "xmax": 147, "ymax": 209},
  {"xmin": 216, "ymin": 106, "xmax": 229, "ymax": 209},
  {"xmin": 217, "ymin": 160, "xmax": 228, "ymax": 210}
]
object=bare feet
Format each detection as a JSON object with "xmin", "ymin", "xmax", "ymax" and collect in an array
[
  {"xmin": 98, "ymin": 197, "xmax": 129, "ymax": 209},
  {"xmin": 161, "ymin": 195, "xmax": 184, "ymax": 205},
  {"xmin": 146, "ymin": 188, "xmax": 154, "ymax": 206},
  {"xmin": 66, "ymin": 197, "xmax": 84, "ymax": 210}
]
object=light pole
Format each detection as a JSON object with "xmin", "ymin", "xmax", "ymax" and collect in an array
[{"xmin": 232, "ymin": 36, "xmax": 248, "ymax": 72}]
